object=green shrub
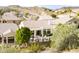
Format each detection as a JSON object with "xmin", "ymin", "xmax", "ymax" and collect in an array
[
  {"xmin": 51, "ymin": 14, "xmax": 57, "ymax": 18},
  {"xmin": 28, "ymin": 42, "xmax": 45, "ymax": 53},
  {"xmin": 16, "ymin": 27, "xmax": 32, "ymax": 45},
  {"xmin": 51, "ymin": 24, "xmax": 79, "ymax": 51}
]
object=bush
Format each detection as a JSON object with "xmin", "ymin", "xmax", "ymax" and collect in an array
[
  {"xmin": 16, "ymin": 27, "xmax": 31, "ymax": 45},
  {"xmin": 51, "ymin": 24, "xmax": 79, "ymax": 51},
  {"xmin": 28, "ymin": 42, "xmax": 45, "ymax": 53},
  {"xmin": 51, "ymin": 14, "xmax": 57, "ymax": 18}
]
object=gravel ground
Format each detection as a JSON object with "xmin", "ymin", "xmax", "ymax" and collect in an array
[{"xmin": 40, "ymin": 48, "xmax": 57, "ymax": 53}]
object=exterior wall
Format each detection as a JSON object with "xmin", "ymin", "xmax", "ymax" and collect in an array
[
  {"xmin": 6, "ymin": 20, "xmax": 21, "ymax": 25},
  {"xmin": 0, "ymin": 20, "xmax": 21, "ymax": 25}
]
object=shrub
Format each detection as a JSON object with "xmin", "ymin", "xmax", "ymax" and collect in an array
[
  {"xmin": 51, "ymin": 24, "xmax": 79, "ymax": 51},
  {"xmin": 16, "ymin": 27, "xmax": 32, "ymax": 45},
  {"xmin": 51, "ymin": 14, "xmax": 57, "ymax": 18},
  {"xmin": 28, "ymin": 42, "xmax": 45, "ymax": 53}
]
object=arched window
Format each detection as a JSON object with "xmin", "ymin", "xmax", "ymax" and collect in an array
[
  {"xmin": 13, "ymin": 21, "xmax": 15, "ymax": 23},
  {"xmin": 74, "ymin": 21, "xmax": 77, "ymax": 24},
  {"xmin": 3, "ymin": 20, "xmax": 7, "ymax": 23}
]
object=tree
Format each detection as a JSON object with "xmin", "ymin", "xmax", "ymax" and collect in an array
[
  {"xmin": 51, "ymin": 24, "xmax": 79, "ymax": 51},
  {"xmin": 64, "ymin": 8, "xmax": 72, "ymax": 13},
  {"xmin": 51, "ymin": 14, "xmax": 57, "ymax": 18},
  {"xmin": 16, "ymin": 27, "xmax": 32, "ymax": 45}
]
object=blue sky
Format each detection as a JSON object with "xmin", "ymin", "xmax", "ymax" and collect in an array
[{"xmin": 39, "ymin": 5, "xmax": 64, "ymax": 10}]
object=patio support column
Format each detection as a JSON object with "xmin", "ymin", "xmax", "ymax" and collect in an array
[
  {"xmin": 1, "ymin": 34, "xmax": 4, "ymax": 52},
  {"xmin": 2, "ymin": 34, "xmax": 4, "ymax": 45},
  {"xmin": 6, "ymin": 37, "xmax": 8, "ymax": 45},
  {"xmin": 41, "ymin": 29, "xmax": 44, "ymax": 42},
  {"xmin": 34, "ymin": 30, "xmax": 36, "ymax": 41},
  {"xmin": 46, "ymin": 29, "xmax": 47, "ymax": 35}
]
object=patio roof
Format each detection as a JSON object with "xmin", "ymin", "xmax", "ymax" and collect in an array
[{"xmin": 0, "ymin": 23, "xmax": 18, "ymax": 35}]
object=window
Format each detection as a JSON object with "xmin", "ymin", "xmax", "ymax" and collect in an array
[
  {"xmin": 46, "ymin": 29, "xmax": 52, "ymax": 36},
  {"xmin": 31, "ymin": 31, "xmax": 34, "ymax": 38},
  {"xmin": 43, "ymin": 29, "xmax": 47, "ymax": 36},
  {"xmin": 8, "ymin": 36, "xmax": 14, "ymax": 43},
  {"xmin": 3, "ymin": 20, "xmax": 7, "ymax": 23},
  {"xmin": 78, "ymin": 25, "xmax": 79, "ymax": 28},
  {"xmin": 13, "ymin": 21, "xmax": 15, "ymax": 23},
  {"xmin": 43, "ymin": 29, "xmax": 52, "ymax": 36},
  {"xmin": 36, "ymin": 30, "xmax": 42, "ymax": 36},
  {"xmin": 4, "ymin": 37, "xmax": 6, "ymax": 43}
]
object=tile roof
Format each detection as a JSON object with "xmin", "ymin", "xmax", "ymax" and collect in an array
[
  {"xmin": 19, "ymin": 20, "xmax": 53, "ymax": 30},
  {"xmin": 0, "ymin": 23, "xmax": 18, "ymax": 34},
  {"xmin": 2, "ymin": 12, "xmax": 20, "ymax": 20}
]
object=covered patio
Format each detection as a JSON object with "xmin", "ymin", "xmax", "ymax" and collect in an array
[
  {"xmin": 0, "ymin": 29, "xmax": 15, "ymax": 45},
  {"xmin": 0, "ymin": 23, "xmax": 18, "ymax": 45}
]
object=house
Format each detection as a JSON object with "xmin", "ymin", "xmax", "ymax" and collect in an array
[
  {"xmin": 37, "ymin": 12, "xmax": 53, "ymax": 20},
  {"xmin": 0, "ymin": 23, "xmax": 18, "ymax": 44},
  {"xmin": 19, "ymin": 19, "xmax": 53, "ymax": 42},
  {"xmin": 19, "ymin": 13, "xmax": 75, "ymax": 42},
  {"xmin": 1, "ymin": 12, "xmax": 21, "ymax": 25}
]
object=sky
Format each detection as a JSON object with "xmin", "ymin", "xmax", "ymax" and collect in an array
[
  {"xmin": 39, "ymin": 5, "xmax": 64, "ymax": 10},
  {"xmin": 0, "ymin": 0, "xmax": 64, "ymax": 10},
  {"xmin": 0, "ymin": 0, "xmax": 79, "ymax": 10}
]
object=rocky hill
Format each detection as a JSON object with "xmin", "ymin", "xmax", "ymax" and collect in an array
[{"xmin": 0, "ymin": 5, "xmax": 79, "ymax": 21}]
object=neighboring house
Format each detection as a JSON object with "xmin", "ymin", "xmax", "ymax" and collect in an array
[
  {"xmin": 38, "ymin": 15, "xmax": 53, "ymax": 20},
  {"xmin": 67, "ymin": 17, "xmax": 79, "ymax": 28},
  {"xmin": 0, "ymin": 23, "xmax": 18, "ymax": 44},
  {"xmin": 50, "ymin": 14, "xmax": 74, "ymax": 29},
  {"xmin": 1, "ymin": 12, "xmax": 21, "ymax": 25},
  {"xmin": 54, "ymin": 14, "xmax": 74, "ymax": 24}
]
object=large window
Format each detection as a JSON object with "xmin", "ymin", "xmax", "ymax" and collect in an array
[
  {"xmin": 8, "ymin": 36, "xmax": 14, "ymax": 43},
  {"xmin": 46, "ymin": 29, "xmax": 51, "ymax": 36},
  {"xmin": 4, "ymin": 37, "xmax": 6, "ymax": 43},
  {"xmin": 44, "ymin": 29, "xmax": 52, "ymax": 36},
  {"xmin": 36, "ymin": 30, "xmax": 42, "ymax": 36},
  {"xmin": 3, "ymin": 20, "xmax": 7, "ymax": 23}
]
